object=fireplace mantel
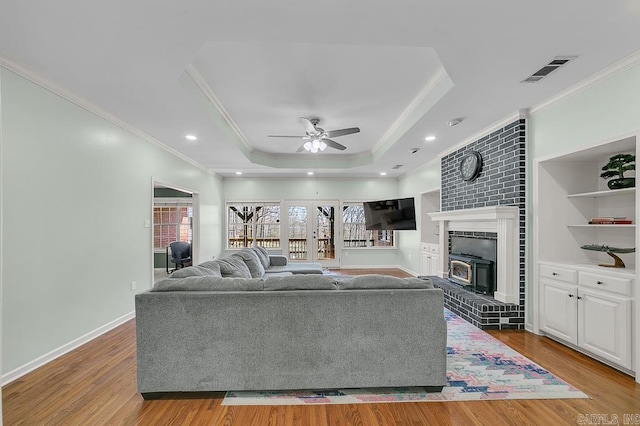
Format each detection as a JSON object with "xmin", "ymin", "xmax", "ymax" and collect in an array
[{"xmin": 428, "ymin": 206, "xmax": 520, "ymax": 304}]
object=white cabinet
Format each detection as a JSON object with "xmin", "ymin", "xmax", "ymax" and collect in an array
[
  {"xmin": 540, "ymin": 278, "xmax": 577, "ymax": 342},
  {"xmin": 421, "ymin": 243, "xmax": 440, "ymax": 276},
  {"xmin": 578, "ymin": 288, "xmax": 631, "ymax": 368},
  {"xmin": 535, "ymin": 135, "xmax": 637, "ymax": 376},
  {"xmin": 539, "ymin": 262, "xmax": 633, "ymax": 370}
]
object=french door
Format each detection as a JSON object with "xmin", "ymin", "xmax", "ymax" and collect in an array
[{"xmin": 284, "ymin": 201, "xmax": 339, "ymax": 267}]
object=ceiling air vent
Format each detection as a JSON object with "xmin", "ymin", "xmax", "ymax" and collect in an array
[
  {"xmin": 521, "ymin": 56, "xmax": 577, "ymax": 83},
  {"xmin": 392, "ymin": 164, "xmax": 404, "ymax": 170}
]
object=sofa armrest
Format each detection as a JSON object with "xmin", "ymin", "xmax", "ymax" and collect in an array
[{"xmin": 269, "ymin": 255, "xmax": 288, "ymax": 266}]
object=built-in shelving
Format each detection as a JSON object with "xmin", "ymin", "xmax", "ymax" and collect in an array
[
  {"xmin": 567, "ymin": 224, "xmax": 635, "ymax": 228},
  {"xmin": 535, "ymin": 134, "xmax": 637, "ymax": 379},
  {"xmin": 567, "ymin": 187, "xmax": 635, "ymax": 199}
]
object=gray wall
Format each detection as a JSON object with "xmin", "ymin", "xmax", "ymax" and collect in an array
[{"xmin": 0, "ymin": 66, "xmax": 224, "ymax": 376}]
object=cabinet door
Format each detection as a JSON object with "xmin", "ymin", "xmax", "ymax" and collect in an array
[
  {"xmin": 421, "ymin": 251, "xmax": 431, "ymax": 275},
  {"xmin": 578, "ymin": 289, "xmax": 632, "ymax": 369},
  {"xmin": 429, "ymin": 254, "xmax": 439, "ymax": 277},
  {"xmin": 540, "ymin": 279, "xmax": 578, "ymax": 344}
]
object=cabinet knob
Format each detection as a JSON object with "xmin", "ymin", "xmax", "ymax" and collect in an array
[
  {"xmin": 596, "ymin": 280, "xmax": 604, "ymax": 285},
  {"xmin": 552, "ymin": 272, "xmax": 559, "ymax": 276},
  {"xmin": 577, "ymin": 296, "xmax": 583, "ymax": 300},
  {"xmin": 568, "ymin": 294, "xmax": 574, "ymax": 298}
]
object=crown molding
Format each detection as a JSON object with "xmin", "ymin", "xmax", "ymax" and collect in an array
[
  {"xmin": 184, "ymin": 65, "xmax": 252, "ymax": 155},
  {"xmin": 529, "ymin": 49, "xmax": 640, "ymax": 115},
  {"xmin": 0, "ymin": 55, "xmax": 215, "ymax": 176},
  {"xmin": 400, "ymin": 110, "xmax": 525, "ymax": 181},
  {"xmin": 439, "ymin": 111, "xmax": 522, "ymax": 158},
  {"xmin": 373, "ymin": 66, "xmax": 449, "ymax": 153},
  {"xmin": 406, "ymin": 50, "xmax": 640, "ymax": 175}
]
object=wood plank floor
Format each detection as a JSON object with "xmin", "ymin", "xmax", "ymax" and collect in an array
[{"xmin": 3, "ymin": 269, "xmax": 640, "ymax": 425}]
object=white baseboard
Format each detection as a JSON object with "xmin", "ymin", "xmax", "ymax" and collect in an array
[
  {"xmin": 397, "ymin": 265, "xmax": 420, "ymax": 277},
  {"xmin": 1, "ymin": 311, "xmax": 135, "ymax": 386},
  {"xmin": 338, "ymin": 264, "xmax": 403, "ymax": 270}
]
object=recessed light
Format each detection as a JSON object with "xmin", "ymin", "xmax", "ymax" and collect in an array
[
  {"xmin": 425, "ymin": 135, "xmax": 437, "ymax": 142},
  {"xmin": 380, "ymin": 172, "xmax": 387, "ymax": 176},
  {"xmin": 235, "ymin": 171, "xmax": 242, "ymax": 175},
  {"xmin": 447, "ymin": 118, "xmax": 463, "ymax": 127},
  {"xmin": 307, "ymin": 171, "xmax": 314, "ymax": 175},
  {"xmin": 185, "ymin": 134, "xmax": 197, "ymax": 141}
]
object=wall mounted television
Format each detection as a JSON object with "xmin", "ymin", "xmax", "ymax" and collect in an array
[{"xmin": 363, "ymin": 197, "xmax": 417, "ymax": 230}]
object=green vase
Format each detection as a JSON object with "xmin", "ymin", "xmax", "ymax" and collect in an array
[{"xmin": 607, "ymin": 177, "xmax": 635, "ymax": 190}]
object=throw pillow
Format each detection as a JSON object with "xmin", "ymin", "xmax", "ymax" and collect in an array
[
  {"xmin": 263, "ymin": 274, "xmax": 337, "ymax": 291},
  {"xmin": 170, "ymin": 265, "xmax": 216, "ymax": 278},
  {"xmin": 217, "ymin": 256, "xmax": 252, "ymax": 279},
  {"xmin": 233, "ymin": 249, "xmax": 266, "ymax": 278},
  {"xmin": 252, "ymin": 246, "xmax": 271, "ymax": 269},
  {"xmin": 152, "ymin": 276, "xmax": 264, "ymax": 292},
  {"xmin": 198, "ymin": 260, "xmax": 222, "ymax": 277},
  {"xmin": 336, "ymin": 274, "xmax": 434, "ymax": 290}
]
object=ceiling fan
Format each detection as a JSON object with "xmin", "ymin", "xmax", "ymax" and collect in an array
[{"xmin": 268, "ymin": 117, "xmax": 360, "ymax": 153}]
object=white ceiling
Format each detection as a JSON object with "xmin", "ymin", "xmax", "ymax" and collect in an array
[{"xmin": 2, "ymin": 1, "xmax": 640, "ymax": 178}]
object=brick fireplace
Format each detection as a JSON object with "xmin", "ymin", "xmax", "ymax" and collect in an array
[
  {"xmin": 429, "ymin": 206, "xmax": 523, "ymax": 329},
  {"xmin": 426, "ymin": 118, "xmax": 526, "ymax": 330}
]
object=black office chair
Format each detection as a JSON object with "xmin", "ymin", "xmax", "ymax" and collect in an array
[{"xmin": 167, "ymin": 241, "xmax": 192, "ymax": 273}]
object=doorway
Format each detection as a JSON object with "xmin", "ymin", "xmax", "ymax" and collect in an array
[
  {"xmin": 151, "ymin": 179, "xmax": 199, "ymax": 285},
  {"xmin": 284, "ymin": 201, "xmax": 339, "ymax": 267}
]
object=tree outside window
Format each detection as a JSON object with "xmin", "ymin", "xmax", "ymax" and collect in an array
[
  {"xmin": 343, "ymin": 202, "xmax": 394, "ymax": 247},
  {"xmin": 228, "ymin": 203, "xmax": 281, "ymax": 248}
]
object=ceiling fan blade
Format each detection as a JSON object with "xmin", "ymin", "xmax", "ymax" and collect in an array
[
  {"xmin": 323, "ymin": 138, "xmax": 347, "ymax": 151},
  {"xmin": 300, "ymin": 117, "xmax": 317, "ymax": 134},
  {"xmin": 325, "ymin": 127, "xmax": 360, "ymax": 138},
  {"xmin": 268, "ymin": 135, "xmax": 304, "ymax": 138},
  {"xmin": 296, "ymin": 144, "xmax": 307, "ymax": 153}
]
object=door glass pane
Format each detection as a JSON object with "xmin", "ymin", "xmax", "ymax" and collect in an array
[
  {"xmin": 288, "ymin": 206, "xmax": 307, "ymax": 260},
  {"xmin": 316, "ymin": 206, "xmax": 335, "ymax": 260},
  {"xmin": 255, "ymin": 204, "xmax": 281, "ymax": 248},
  {"xmin": 228, "ymin": 204, "xmax": 254, "ymax": 248}
]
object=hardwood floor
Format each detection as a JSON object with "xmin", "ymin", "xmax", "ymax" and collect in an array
[{"xmin": 3, "ymin": 269, "xmax": 640, "ymax": 425}]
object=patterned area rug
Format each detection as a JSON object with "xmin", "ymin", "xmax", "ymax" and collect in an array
[{"xmin": 222, "ymin": 309, "xmax": 589, "ymax": 405}]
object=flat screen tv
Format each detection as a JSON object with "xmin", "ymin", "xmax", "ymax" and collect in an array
[{"xmin": 363, "ymin": 197, "xmax": 417, "ymax": 230}]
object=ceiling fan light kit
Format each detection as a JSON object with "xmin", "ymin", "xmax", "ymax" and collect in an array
[
  {"xmin": 269, "ymin": 117, "xmax": 359, "ymax": 153},
  {"xmin": 303, "ymin": 138, "xmax": 328, "ymax": 153}
]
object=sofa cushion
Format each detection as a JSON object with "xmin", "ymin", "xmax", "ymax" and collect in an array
[
  {"xmin": 217, "ymin": 256, "xmax": 252, "ymax": 279},
  {"xmin": 336, "ymin": 274, "xmax": 434, "ymax": 290},
  {"xmin": 266, "ymin": 262, "xmax": 324, "ymax": 275},
  {"xmin": 252, "ymin": 246, "xmax": 271, "ymax": 269},
  {"xmin": 268, "ymin": 255, "xmax": 288, "ymax": 266},
  {"xmin": 263, "ymin": 271, "xmax": 294, "ymax": 277},
  {"xmin": 198, "ymin": 260, "xmax": 223, "ymax": 277},
  {"xmin": 233, "ymin": 249, "xmax": 266, "ymax": 278},
  {"xmin": 152, "ymin": 276, "xmax": 264, "ymax": 292},
  {"xmin": 170, "ymin": 265, "xmax": 218, "ymax": 278},
  {"xmin": 263, "ymin": 274, "xmax": 337, "ymax": 291}
]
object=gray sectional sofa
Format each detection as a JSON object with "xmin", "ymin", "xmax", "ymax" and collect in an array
[
  {"xmin": 136, "ymin": 248, "xmax": 447, "ymax": 398},
  {"xmin": 215, "ymin": 246, "xmax": 324, "ymax": 278}
]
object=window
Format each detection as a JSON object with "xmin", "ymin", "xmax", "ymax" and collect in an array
[
  {"xmin": 153, "ymin": 202, "xmax": 193, "ymax": 250},
  {"xmin": 227, "ymin": 202, "xmax": 281, "ymax": 249},
  {"xmin": 342, "ymin": 202, "xmax": 394, "ymax": 247}
]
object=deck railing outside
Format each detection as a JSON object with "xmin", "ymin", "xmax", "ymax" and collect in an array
[{"xmin": 228, "ymin": 237, "xmax": 385, "ymax": 257}]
